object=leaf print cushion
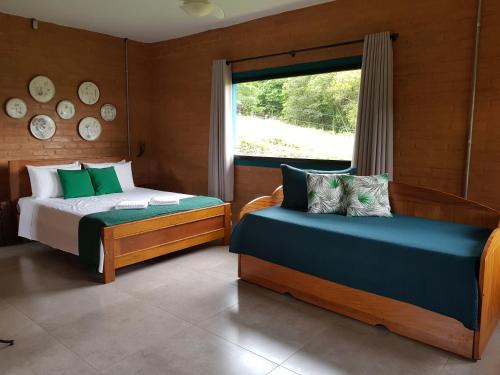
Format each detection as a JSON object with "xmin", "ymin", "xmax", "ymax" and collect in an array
[
  {"xmin": 306, "ymin": 173, "xmax": 348, "ymax": 214},
  {"xmin": 341, "ymin": 174, "xmax": 392, "ymax": 217}
]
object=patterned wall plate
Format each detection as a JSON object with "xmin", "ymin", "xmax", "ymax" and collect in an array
[
  {"xmin": 78, "ymin": 81, "xmax": 100, "ymax": 105},
  {"xmin": 29, "ymin": 76, "xmax": 55, "ymax": 103},
  {"xmin": 100, "ymin": 103, "xmax": 116, "ymax": 121},
  {"xmin": 56, "ymin": 100, "xmax": 75, "ymax": 120},
  {"xmin": 30, "ymin": 115, "xmax": 56, "ymax": 140},
  {"xmin": 78, "ymin": 117, "xmax": 102, "ymax": 141},
  {"xmin": 5, "ymin": 98, "xmax": 27, "ymax": 119}
]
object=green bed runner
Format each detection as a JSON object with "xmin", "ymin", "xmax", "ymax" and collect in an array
[{"xmin": 79, "ymin": 196, "xmax": 224, "ymax": 273}]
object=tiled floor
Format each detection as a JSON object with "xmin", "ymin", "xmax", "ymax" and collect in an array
[{"xmin": 0, "ymin": 242, "xmax": 499, "ymax": 375}]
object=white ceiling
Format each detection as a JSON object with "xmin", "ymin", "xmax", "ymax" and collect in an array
[{"xmin": 0, "ymin": 0, "xmax": 334, "ymax": 43}]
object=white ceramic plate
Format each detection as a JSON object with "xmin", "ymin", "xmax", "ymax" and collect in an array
[
  {"xmin": 30, "ymin": 115, "xmax": 56, "ymax": 140},
  {"xmin": 5, "ymin": 98, "xmax": 27, "ymax": 119},
  {"xmin": 78, "ymin": 117, "xmax": 102, "ymax": 141},
  {"xmin": 78, "ymin": 81, "xmax": 100, "ymax": 105},
  {"xmin": 100, "ymin": 103, "xmax": 116, "ymax": 121},
  {"xmin": 29, "ymin": 76, "xmax": 55, "ymax": 103},
  {"xmin": 56, "ymin": 100, "xmax": 75, "ymax": 120}
]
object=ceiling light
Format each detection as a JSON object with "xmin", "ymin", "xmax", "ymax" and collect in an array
[{"xmin": 180, "ymin": 1, "xmax": 225, "ymax": 19}]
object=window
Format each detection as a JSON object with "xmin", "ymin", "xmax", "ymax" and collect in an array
[{"xmin": 233, "ymin": 62, "xmax": 361, "ymax": 162}]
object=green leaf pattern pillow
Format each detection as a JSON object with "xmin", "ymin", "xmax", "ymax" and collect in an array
[
  {"xmin": 341, "ymin": 174, "xmax": 392, "ymax": 217},
  {"xmin": 306, "ymin": 173, "xmax": 348, "ymax": 214}
]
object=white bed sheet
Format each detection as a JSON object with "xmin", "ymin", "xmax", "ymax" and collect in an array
[{"xmin": 18, "ymin": 188, "xmax": 192, "ymax": 273}]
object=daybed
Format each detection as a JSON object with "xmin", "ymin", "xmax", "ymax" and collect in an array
[
  {"xmin": 230, "ymin": 183, "xmax": 500, "ymax": 359},
  {"xmin": 9, "ymin": 158, "xmax": 231, "ymax": 284}
]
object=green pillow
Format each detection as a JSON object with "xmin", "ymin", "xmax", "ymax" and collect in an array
[
  {"xmin": 87, "ymin": 167, "xmax": 123, "ymax": 196},
  {"xmin": 57, "ymin": 169, "xmax": 95, "ymax": 199}
]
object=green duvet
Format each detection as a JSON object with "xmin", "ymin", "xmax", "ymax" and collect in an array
[{"xmin": 78, "ymin": 196, "xmax": 224, "ymax": 272}]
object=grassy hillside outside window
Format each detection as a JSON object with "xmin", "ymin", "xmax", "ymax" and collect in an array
[{"xmin": 234, "ymin": 69, "xmax": 361, "ymax": 161}]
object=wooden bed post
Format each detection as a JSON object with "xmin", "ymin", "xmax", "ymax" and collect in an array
[
  {"xmin": 102, "ymin": 228, "xmax": 116, "ymax": 284},
  {"xmin": 223, "ymin": 204, "xmax": 232, "ymax": 246}
]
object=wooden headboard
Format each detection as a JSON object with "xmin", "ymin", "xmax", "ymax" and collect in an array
[
  {"xmin": 388, "ymin": 182, "xmax": 500, "ymax": 229},
  {"xmin": 9, "ymin": 157, "xmax": 125, "ymax": 202}
]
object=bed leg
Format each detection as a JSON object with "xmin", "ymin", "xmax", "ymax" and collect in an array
[
  {"xmin": 102, "ymin": 229, "xmax": 116, "ymax": 284},
  {"xmin": 103, "ymin": 264, "xmax": 115, "ymax": 284},
  {"xmin": 223, "ymin": 204, "xmax": 232, "ymax": 246}
]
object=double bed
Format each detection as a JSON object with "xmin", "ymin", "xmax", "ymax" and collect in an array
[{"xmin": 10, "ymin": 158, "xmax": 231, "ymax": 283}]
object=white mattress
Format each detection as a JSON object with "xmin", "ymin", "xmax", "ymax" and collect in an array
[{"xmin": 18, "ymin": 188, "xmax": 192, "ymax": 273}]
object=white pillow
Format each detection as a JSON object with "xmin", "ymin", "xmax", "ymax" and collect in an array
[
  {"xmin": 27, "ymin": 162, "xmax": 81, "ymax": 199},
  {"xmin": 82, "ymin": 160, "xmax": 126, "ymax": 169},
  {"xmin": 113, "ymin": 162, "xmax": 135, "ymax": 191},
  {"xmin": 83, "ymin": 160, "xmax": 135, "ymax": 191}
]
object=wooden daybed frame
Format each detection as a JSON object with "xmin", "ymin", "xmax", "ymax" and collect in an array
[
  {"xmin": 238, "ymin": 183, "xmax": 500, "ymax": 360},
  {"xmin": 9, "ymin": 158, "xmax": 231, "ymax": 284}
]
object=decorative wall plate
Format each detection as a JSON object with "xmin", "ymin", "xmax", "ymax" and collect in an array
[
  {"xmin": 78, "ymin": 117, "xmax": 102, "ymax": 141},
  {"xmin": 78, "ymin": 81, "xmax": 100, "ymax": 105},
  {"xmin": 100, "ymin": 103, "xmax": 116, "ymax": 121},
  {"xmin": 30, "ymin": 115, "xmax": 56, "ymax": 140},
  {"xmin": 5, "ymin": 98, "xmax": 27, "ymax": 119},
  {"xmin": 29, "ymin": 76, "xmax": 55, "ymax": 103},
  {"xmin": 56, "ymin": 100, "xmax": 75, "ymax": 119}
]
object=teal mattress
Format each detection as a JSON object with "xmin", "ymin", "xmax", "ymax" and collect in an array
[{"xmin": 230, "ymin": 206, "xmax": 493, "ymax": 330}]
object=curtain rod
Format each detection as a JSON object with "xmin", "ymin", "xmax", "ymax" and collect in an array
[{"xmin": 226, "ymin": 33, "xmax": 398, "ymax": 65}]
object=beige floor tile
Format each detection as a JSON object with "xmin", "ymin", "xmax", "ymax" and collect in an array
[
  {"xmin": 102, "ymin": 325, "xmax": 277, "ymax": 375},
  {"xmin": 113, "ymin": 260, "xmax": 193, "ymax": 295},
  {"xmin": 283, "ymin": 316, "xmax": 451, "ymax": 375},
  {"xmin": 0, "ymin": 254, "xmax": 91, "ymax": 302},
  {"xmin": 0, "ymin": 242, "xmax": 86, "ymax": 277},
  {"xmin": 181, "ymin": 245, "xmax": 239, "ymax": 283},
  {"xmin": 0, "ymin": 322, "xmax": 98, "ymax": 375},
  {"xmin": 268, "ymin": 367, "xmax": 302, "ymax": 375},
  {"xmin": 164, "ymin": 245, "xmax": 237, "ymax": 272},
  {"xmin": 2, "ymin": 243, "xmax": 500, "ymax": 375},
  {"xmin": 440, "ymin": 357, "xmax": 500, "ymax": 375},
  {"xmin": 440, "ymin": 328, "xmax": 500, "ymax": 375},
  {"xmin": 281, "ymin": 317, "xmax": 385, "ymax": 375},
  {"xmin": 355, "ymin": 328, "xmax": 450, "ymax": 375},
  {"xmin": 136, "ymin": 270, "xmax": 241, "ymax": 323},
  {"xmin": 0, "ymin": 305, "xmax": 39, "ymax": 338},
  {"xmin": 200, "ymin": 283, "xmax": 338, "ymax": 364},
  {"xmin": 49, "ymin": 298, "xmax": 192, "ymax": 370},
  {"xmin": 7, "ymin": 282, "xmax": 133, "ymax": 331},
  {"xmin": 0, "ymin": 297, "xmax": 8, "ymax": 310}
]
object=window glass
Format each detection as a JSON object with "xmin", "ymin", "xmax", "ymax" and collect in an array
[{"xmin": 234, "ymin": 69, "xmax": 361, "ymax": 161}]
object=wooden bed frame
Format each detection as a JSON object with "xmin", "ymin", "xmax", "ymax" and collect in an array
[
  {"xmin": 9, "ymin": 158, "xmax": 231, "ymax": 284},
  {"xmin": 238, "ymin": 183, "xmax": 500, "ymax": 360}
]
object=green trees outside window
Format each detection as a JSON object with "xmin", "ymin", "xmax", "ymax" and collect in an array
[{"xmin": 234, "ymin": 69, "xmax": 361, "ymax": 160}]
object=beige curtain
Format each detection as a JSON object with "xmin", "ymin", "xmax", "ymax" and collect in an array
[
  {"xmin": 208, "ymin": 60, "xmax": 234, "ymax": 201},
  {"xmin": 352, "ymin": 32, "xmax": 394, "ymax": 178}
]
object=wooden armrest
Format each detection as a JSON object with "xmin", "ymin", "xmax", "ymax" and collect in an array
[
  {"xmin": 239, "ymin": 186, "xmax": 284, "ymax": 220},
  {"xmin": 476, "ymin": 228, "xmax": 500, "ymax": 358}
]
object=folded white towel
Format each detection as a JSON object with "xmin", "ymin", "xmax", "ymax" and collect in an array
[
  {"xmin": 115, "ymin": 200, "xmax": 149, "ymax": 210},
  {"xmin": 149, "ymin": 196, "xmax": 180, "ymax": 206}
]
